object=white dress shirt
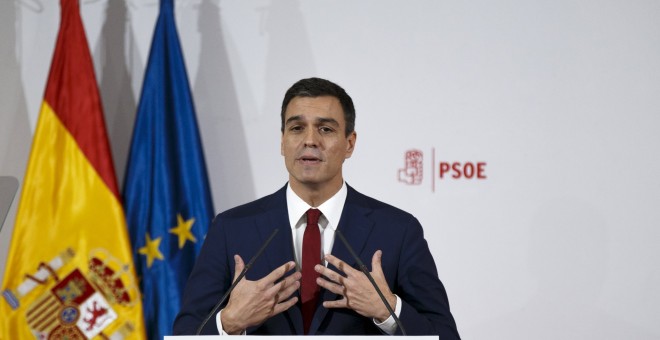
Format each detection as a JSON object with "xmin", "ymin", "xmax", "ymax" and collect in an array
[
  {"xmin": 216, "ymin": 182, "xmax": 401, "ymax": 335},
  {"xmin": 286, "ymin": 181, "xmax": 346, "ymax": 268}
]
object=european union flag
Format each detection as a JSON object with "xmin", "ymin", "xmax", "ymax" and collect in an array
[{"xmin": 123, "ymin": 0, "xmax": 214, "ymax": 339}]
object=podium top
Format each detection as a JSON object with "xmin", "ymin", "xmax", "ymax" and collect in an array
[{"xmin": 165, "ymin": 337, "xmax": 436, "ymax": 339}]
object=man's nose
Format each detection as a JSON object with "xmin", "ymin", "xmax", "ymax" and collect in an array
[{"xmin": 303, "ymin": 127, "xmax": 319, "ymax": 147}]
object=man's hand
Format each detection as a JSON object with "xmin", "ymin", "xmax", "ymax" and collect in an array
[
  {"xmin": 221, "ymin": 255, "xmax": 301, "ymax": 334},
  {"xmin": 315, "ymin": 250, "xmax": 396, "ymax": 322}
]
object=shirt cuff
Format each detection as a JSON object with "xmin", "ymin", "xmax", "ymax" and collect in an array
[
  {"xmin": 373, "ymin": 294, "xmax": 402, "ymax": 335},
  {"xmin": 216, "ymin": 309, "xmax": 246, "ymax": 336}
]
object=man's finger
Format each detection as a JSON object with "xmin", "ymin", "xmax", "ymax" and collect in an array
[
  {"xmin": 316, "ymin": 276, "xmax": 344, "ymax": 295},
  {"xmin": 272, "ymin": 270, "xmax": 301, "ymax": 291},
  {"xmin": 259, "ymin": 270, "xmax": 300, "ymax": 303},
  {"xmin": 276, "ymin": 279, "xmax": 300, "ymax": 303},
  {"xmin": 265, "ymin": 271, "xmax": 299, "ymax": 300},
  {"xmin": 323, "ymin": 298, "xmax": 348, "ymax": 309},
  {"xmin": 371, "ymin": 250, "xmax": 385, "ymax": 277},
  {"xmin": 272, "ymin": 296, "xmax": 299, "ymax": 315},
  {"xmin": 262, "ymin": 261, "xmax": 296, "ymax": 284},
  {"xmin": 324, "ymin": 254, "xmax": 358, "ymax": 276},
  {"xmin": 281, "ymin": 271, "xmax": 302, "ymax": 288},
  {"xmin": 314, "ymin": 264, "xmax": 344, "ymax": 284},
  {"xmin": 265, "ymin": 278, "xmax": 288, "ymax": 298},
  {"xmin": 233, "ymin": 254, "xmax": 245, "ymax": 282}
]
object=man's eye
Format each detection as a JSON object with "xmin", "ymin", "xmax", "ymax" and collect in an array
[
  {"xmin": 290, "ymin": 126, "xmax": 303, "ymax": 131},
  {"xmin": 319, "ymin": 127, "xmax": 334, "ymax": 133}
]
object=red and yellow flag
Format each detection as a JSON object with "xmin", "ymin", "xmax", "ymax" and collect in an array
[{"xmin": 0, "ymin": 0, "xmax": 145, "ymax": 339}]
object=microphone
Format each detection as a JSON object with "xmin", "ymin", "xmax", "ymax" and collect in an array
[
  {"xmin": 334, "ymin": 229, "xmax": 407, "ymax": 336},
  {"xmin": 195, "ymin": 228, "xmax": 280, "ymax": 335}
]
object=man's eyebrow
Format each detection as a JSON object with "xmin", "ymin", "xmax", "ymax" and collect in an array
[
  {"xmin": 285, "ymin": 115, "xmax": 303, "ymax": 125},
  {"xmin": 317, "ymin": 117, "xmax": 339, "ymax": 127},
  {"xmin": 285, "ymin": 116, "xmax": 340, "ymax": 127}
]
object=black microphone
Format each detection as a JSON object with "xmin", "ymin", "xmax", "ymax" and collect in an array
[
  {"xmin": 334, "ymin": 229, "xmax": 407, "ymax": 336},
  {"xmin": 195, "ymin": 228, "xmax": 280, "ymax": 335}
]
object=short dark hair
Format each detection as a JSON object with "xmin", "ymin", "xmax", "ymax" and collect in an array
[{"xmin": 280, "ymin": 77, "xmax": 355, "ymax": 135}]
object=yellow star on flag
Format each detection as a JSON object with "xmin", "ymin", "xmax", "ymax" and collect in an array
[
  {"xmin": 139, "ymin": 233, "xmax": 164, "ymax": 268},
  {"xmin": 169, "ymin": 214, "xmax": 197, "ymax": 249}
]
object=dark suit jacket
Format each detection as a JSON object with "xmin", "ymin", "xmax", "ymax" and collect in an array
[{"xmin": 173, "ymin": 184, "xmax": 460, "ymax": 338}]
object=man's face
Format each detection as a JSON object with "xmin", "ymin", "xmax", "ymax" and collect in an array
[{"xmin": 281, "ymin": 96, "xmax": 356, "ymax": 192}]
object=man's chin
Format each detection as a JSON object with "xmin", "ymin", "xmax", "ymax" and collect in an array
[
  {"xmin": 296, "ymin": 177, "xmax": 323, "ymax": 187},
  {"xmin": 290, "ymin": 175, "xmax": 325, "ymax": 188}
]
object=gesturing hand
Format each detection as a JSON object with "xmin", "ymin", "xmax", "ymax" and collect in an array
[
  {"xmin": 221, "ymin": 255, "xmax": 301, "ymax": 334},
  {"xmin": 315, "ymin": 250, "xmax": 396, "ymax": 322}
]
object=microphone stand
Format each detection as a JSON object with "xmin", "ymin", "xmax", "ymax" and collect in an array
[
  {"xmin": 195, "ymin": 228, "xmax": 279, "ymax": 335},
  {"xmin": 335, "ymin": 229, "xmax": 407, "ymax": 335}
]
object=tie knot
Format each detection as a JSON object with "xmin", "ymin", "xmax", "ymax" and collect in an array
[{"xmin": 306, "ymin": 208, "xmax": 321, "ymax": 225}]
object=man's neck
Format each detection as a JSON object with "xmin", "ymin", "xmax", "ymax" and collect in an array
[{"xmin": 289, "ymin": 179, "xmax": 343, "ymax": 207}]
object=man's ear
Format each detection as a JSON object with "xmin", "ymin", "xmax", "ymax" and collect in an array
[{"xmin": 345, "ymin": 131, "xmax": 357, "ymax": 159}]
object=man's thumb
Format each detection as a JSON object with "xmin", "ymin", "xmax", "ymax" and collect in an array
[{"xmin": 233, "ymin": 254, "xmax": 245, "ymax": 281}]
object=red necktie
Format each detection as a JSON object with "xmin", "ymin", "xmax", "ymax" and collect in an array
[{"xmin": 301, "ymin": 208, "xmax": 321, "ymax": 334}]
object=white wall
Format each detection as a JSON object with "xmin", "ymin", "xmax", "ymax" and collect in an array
[{"xmin": 1, "ymin": 0, "xmax": 659, "ymax": 338}]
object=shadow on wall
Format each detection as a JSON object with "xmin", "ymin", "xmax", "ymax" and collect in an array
[
  {"xmin": 194, "ymin": 0, "xmax": 256, "ymax": 211},
  {"xmin": 0, "ymin": 0, "xmax": 32, "ymax": 282},
  {"xmin": 95, "ymin": 0, "xmax": 140, "ymax": 187},
  {"xmin": 263, "ymin": 0, "xmax": 317, "ymax": 116},
  {"xmin": 471, "ymin": 197, "xmax": 657, "ymax": 339}
]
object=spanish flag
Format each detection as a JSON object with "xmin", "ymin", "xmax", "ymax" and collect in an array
[{"xmin": 0, "ymin": 0, "xmax": 145, "ymax": 339}]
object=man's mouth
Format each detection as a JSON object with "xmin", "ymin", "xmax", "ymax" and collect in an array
[{"xmin": 298, "ymin": 156, "xmax": 322, "ymax": 164}]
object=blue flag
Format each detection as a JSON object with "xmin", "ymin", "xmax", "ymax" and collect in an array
[{"xmin": 123, "ymin": 0, "xmax": 214, "ymax": 339}]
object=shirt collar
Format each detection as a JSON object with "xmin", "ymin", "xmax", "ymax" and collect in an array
[{"xmin": 286, "ymin": 182, "xmax": 347, "ymax": 231}]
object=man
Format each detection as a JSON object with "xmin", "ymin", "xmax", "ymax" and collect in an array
[{"xmin": 173, "ymin": 78, "xmax": 460, "ymax": 338}]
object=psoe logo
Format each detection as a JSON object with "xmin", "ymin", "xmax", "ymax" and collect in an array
[
  {"xmin": 397, "ymin": 149, "xmax": 424, "ymax": 185},
  {"xmin": 397, "ymin": 148, "xmax": 487, "ymax": 192}
]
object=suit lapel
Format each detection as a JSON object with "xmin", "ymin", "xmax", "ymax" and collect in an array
[
  {"xmin": 254, "ymin": 186, "xmax": 303, "ymax": 334},
  {"xmin": 310, "ymin": 187, "xmax": 375, "ymax": 334},
  {"xmin": 255, "ymin": 211, "xmax": 294, "ymax": 279}
]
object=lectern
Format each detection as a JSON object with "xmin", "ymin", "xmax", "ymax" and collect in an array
[{"xmin": 166, "ymin": 336, "xmax": 435, "ymax": 340}]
